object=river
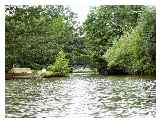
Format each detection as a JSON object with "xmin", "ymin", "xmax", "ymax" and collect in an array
[{"xmin": 5, "ymin": 73, "xmax": 156, "ymax": 118}]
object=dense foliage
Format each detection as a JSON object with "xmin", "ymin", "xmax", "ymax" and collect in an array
[
  {"xmin": 5, "ymin": 5, "xmax": 78, "ymax": 72},
  {"xmin": 83, "ymin": 6, "xmax": 147, "ymax": 74},
  {"xmin": 46, "ymin": 50, "xmax": 70, "ymax": 77},
  {"xmin": 5, "ymin": 5, "xmax": 156, "ymax": 76},
  {"xmin": 83, "ymin": 5, "xmax": 156, "ymax": 75},
  {"xmin": 104, "ymin": 7, "xmax": 156, "ymax": 75}
]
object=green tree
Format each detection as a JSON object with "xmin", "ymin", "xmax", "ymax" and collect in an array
[
  {"xmin": 83, "ymin": 5, "xmax": 145, "ymax": 74},
  {"xmin": 47, "ymin": 50, "xmax": 70, "ymax": 76},
  {"xmin": 5, "ymin": 5, "xmax": 78, "ymax": 71},
  {"xmin": 104, "ymin": 7, "xmax": 156, "ymax": 75}
]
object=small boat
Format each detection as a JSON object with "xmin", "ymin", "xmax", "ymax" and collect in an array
[{"xmin": 5, "ymin": 68, "xmax": 33, "ymax": 80}]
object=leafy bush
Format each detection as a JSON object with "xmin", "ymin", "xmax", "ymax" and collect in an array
[
  {"xmin": 47, "ymin": 50, "xmax": 70, "ymax": 77},
  {"xmin": 104, "ymin": 8, "xmax": 156, "ymax": 75}
]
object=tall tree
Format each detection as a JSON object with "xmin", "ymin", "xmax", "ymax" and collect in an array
[
  {"xmin": 5, "ymin": 5, "xmax": 78, "ymax": 71},
  {"xmin": 104, "ymin": 7, "xmax": 156, "ymax": 75},
  {"xmin": 83, "ymin": 5, "xmax": 145, "ymax": 74}
]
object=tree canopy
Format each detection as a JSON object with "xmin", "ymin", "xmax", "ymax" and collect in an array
[
  {"xmin": 82, "ymin": 5, "xmax": 155, "ymax": 75},
  {"xmin": 104, "ymin": 7, "xmax": 156, "ymax": 75},
  {"xmin": 5, "ymin": 5, "xmax": 156, "ymax": 75},
  {"xmin": 5, "ymin": 5, "xmax": 79, "ymax": 71}
]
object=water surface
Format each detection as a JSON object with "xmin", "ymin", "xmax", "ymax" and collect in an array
[{"xmin": 5, "ymin": 73, "xmax": 156, "ymax": 118}]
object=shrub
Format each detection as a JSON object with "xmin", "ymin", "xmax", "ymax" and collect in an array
[
  {"xmin": 104, "ymin": 8, "xmax": 156, "ymax": 75},
  {"xmin": 47, "ymin": 50, "xmax": 70, "ymax": 77}
]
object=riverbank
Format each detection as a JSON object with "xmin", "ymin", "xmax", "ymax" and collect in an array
[{"xmin": 5, "ymin": 67, "xmax": 156, "ymax": 80}]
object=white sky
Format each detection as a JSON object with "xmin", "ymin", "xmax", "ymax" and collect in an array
[{"xmin": 69, "ymin": 5, "xmax": 90, "ymax": 24}]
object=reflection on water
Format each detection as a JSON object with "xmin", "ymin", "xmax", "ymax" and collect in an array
[{"xmin": 5, "ymin": 73, "xmax": 156, "ymax": 118}]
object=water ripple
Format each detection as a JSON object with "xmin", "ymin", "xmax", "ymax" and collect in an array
[{"xmin": 5, "ymin": 74, "xmax": 156, "ymax": 118}]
